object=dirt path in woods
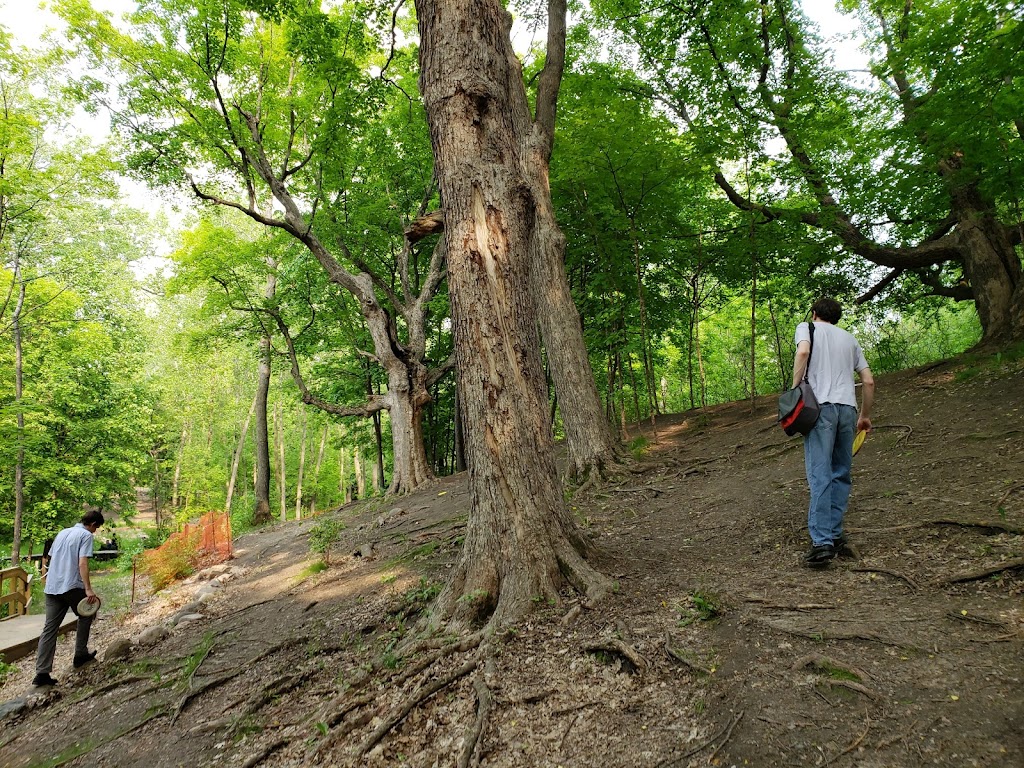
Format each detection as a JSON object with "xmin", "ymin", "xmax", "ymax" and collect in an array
[{"xmin": 1, "ymin": 351, "xmax": 1022, "ymax": 768}]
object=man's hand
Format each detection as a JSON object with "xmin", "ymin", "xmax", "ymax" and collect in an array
[
  {"xmin": 85, "ymin": 589, "xmax": 99, "ymax": 604},
  {"xmin": 857, "ymin": 416, "xmax": 872, "ymax": 432}
]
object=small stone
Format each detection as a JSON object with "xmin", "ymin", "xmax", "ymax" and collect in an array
[
  {"xmin": 103, "ymin": 638, "xmax": 132, "ymax": 661},
  {"xmin": 137, "ymin": 625, "xmax": 171, "ymax": 646},
  {"xmin": 354, "ymin": 543, "xmax": 374, "ymax": 559},
  {"xmin": 175, "ymin": 613, "xmax": 205, "ymax": 625}
]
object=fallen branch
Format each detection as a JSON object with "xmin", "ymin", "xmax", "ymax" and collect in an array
[
  {"xmin": 851, "ymin": 566, "xmax": 920, "ymax": 591},
  {"xmin": 706, "ymin": 710, "xmax": 744, "ymax": 763},
  {"xmin": 357, "ymin": 656, "xmax": 480, "ymax": 756},
  {"xmin": 938, "ymin": 557, "xmax": 1024, "ymax": 586},
  {"xmin": 457, "ymin": 673, "xmax": 494, "ymax": 768}
]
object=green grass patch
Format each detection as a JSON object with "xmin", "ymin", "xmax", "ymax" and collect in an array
[
  {"xmin": 385, "ymin": 541, "xmax": 440, "ymax": 568},
  {"xmin": 677, "ymin": 590, "xmax": 724, "ymax": 626}
]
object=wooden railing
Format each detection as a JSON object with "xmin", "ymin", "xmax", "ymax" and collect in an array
[{"xmin": 0, "ymin": 567, "xmax": 33, "ymax": 620}]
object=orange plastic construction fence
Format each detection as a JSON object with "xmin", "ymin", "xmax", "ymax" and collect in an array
[{"xmin": 142, "ymin": 511, "xmax": 233, "ymax": 591}]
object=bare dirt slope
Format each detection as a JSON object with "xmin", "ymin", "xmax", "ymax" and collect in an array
[{"xmin": 1, "ymin": 352, "xmax": 1022, "ymax": 768}]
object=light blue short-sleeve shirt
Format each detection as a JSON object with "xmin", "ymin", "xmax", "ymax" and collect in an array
[
  {"xmin": 44, "ymin": 523, "xmax": 95, "ymax": 595},
  {"xmin": 795, "ymin": 321, "xmax": 869, "ymax": 408}
]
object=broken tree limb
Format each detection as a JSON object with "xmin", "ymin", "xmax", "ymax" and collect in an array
[{"xmin": 791, "ymin": 653, "xmax": 869, "ymax": 682}]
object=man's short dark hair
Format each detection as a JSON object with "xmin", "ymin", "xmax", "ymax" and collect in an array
[
  {"xmin": 812, "ymin": 298, "xmax": 842, "ymax": 324},
  {"xmin": 81, "ymin": 510, "xmax": 105, "ymax": 527}
]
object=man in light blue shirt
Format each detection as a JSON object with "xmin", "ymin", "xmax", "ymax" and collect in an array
[
  {"xmin": 33, "ymin": 510, "xmax": 104, "ymax": 687},
  {"xmin": 792, "ymin": 298, "xmax": 875, "ymax": 567}
]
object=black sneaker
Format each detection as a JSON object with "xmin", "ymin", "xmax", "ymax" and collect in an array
[
  {"xmin": 833, "ymin": 535, "xmax": 859, "ymax": 560},
  {"xmin": 804, "ymin": 544, "xmax": 836, "ymax": 567},
  {"xmin": 32, "ymin": 673, "xmax": 58, "ymax": 687},
  {"xmin": 73, "ymin": 651, "xmax": 97, "ymax": 669}
]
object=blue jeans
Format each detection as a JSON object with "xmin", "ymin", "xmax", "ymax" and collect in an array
[{"xmin": 804, "ymin": 403, "xmax": 858, "ymax": 547}]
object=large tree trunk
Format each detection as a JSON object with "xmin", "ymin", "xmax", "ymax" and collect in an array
[
  {"xmin": 951, "ymin": 186, "xmax": 1023, "ymax": 346},
  {"xmin": 382, "ymin": 362, "xmax": 433, "ymax": 493},
  {"xmin": 523, "ymin": 0, "xmax": 620, "ymax": 483},
  {"xmin": 416, "ymin": 0, "xmax": 611, "ymax": 629}
]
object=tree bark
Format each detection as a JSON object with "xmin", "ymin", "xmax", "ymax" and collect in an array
[
  {"xmin": 171, "ymin": 422, "xmax": 189, "ymax": 512},
  {"xmin": 274, "ymin": 402, "xmax": 287, "ymax": 522},
  {"xmin": 354, "ymin": 450, "xmax": 366, "ymax": 499},
  {"xmin": 11, "ymin": 265, "xmax": 26, "ymax": 565},
  {"xmin": 252, "ymin": 260, "xmax": 276, "ymax": 525},
  {"xmin": 225, "ymin": 390, "xmax": 257, "ymax": 517},
  {"xmin": 416, "ymin": 0, "xmax": 611, "ymax": 628},
  {"xmin": 309, "ymin": 424, "xmax": 328, "ymax": 516},
  {"xmin": 294, "ymin": 408, "xmax": 307, "ymax": 520}
]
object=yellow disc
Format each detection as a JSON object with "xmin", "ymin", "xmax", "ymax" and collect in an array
[{"xmin": 852, "ymin": 429, "xmax": 867, "ymax": 456}]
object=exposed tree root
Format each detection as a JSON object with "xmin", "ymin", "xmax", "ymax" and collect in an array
[
  {"xmin": 304, "ymin": 632, "xmax": 485, "ymax": 762},
  {"xmin": 664, "ymin": 633, "xmax": 712, "ymax": 675},
  {"xmin": 457, "ymin": 669, "xmax": 494, "ymax": 768},
  {"xmin": 226, "ymin": 671, "xmax": 307, "ymax": 735},
  {"xmin": 357, "ymin": 655, "xmax": 481, "ymax": 757},
  {"xmin": 944, "ymin": 611, "xmax": 1010, "ymax": 630},
  {"xmin": 929, "ymin": 518, "xmax": 1023, "ymax": 535},
  {"xmin": 851, "ymin": 566, "xmax": 920, "ymax": 590},
  {"xmin": 791, "ymin": 653, "xmax": 869, "ymax": 682},
  {"xmin": 45, "ymin": 705, "xmax": 169, "ymax": 768},
  {"xmin": 240, "ymin": 737, "xmax": 289, "ymax": 768},
  {"xmin": 824, "ymin": 712, "xmax": 871, "ymax": 766},
  {"xmin": 822, "ymin": 679, "xmax": 879, "ymax": 700},
  {"xmin": 584, "ymin": 637, "xmax": 648, "ymax": 674},
  {"xmin": 657, "ymin": 710, "xmax": 745, "ymax": 767},
  {"xmin": 938, "ymin": 557, "xmax": 1024, "ymax": 586},
  {"xmin": 754, "ymin": 617, "xmax": 922, "ymax": 650},
  {"xmin": 744, "ymin": 596, "xmax": 834, "ymax": 610},
  {"xmin": 171, "ymin": 636, "xmax": 306, "ymax": 724}
]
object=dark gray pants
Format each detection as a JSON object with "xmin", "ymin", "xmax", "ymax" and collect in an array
[{"xmin": 34, "ymin": 589, "xmax": 94, "ymax": 675}]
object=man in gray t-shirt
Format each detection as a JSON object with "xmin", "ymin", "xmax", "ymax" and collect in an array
[
  {"xmin": 32, "ymin": 510, "xmax": 104, "ymax": 687},
  {"xmin": 792, "ymin": 298, "xmax": 875, "ymax": 567}
]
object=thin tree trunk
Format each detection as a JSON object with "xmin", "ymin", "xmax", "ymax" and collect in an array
[
  {"xmin": 354, "ymin": 450, "xmax": 366, "ymax": 499},
  {"xmin": 225, "ymin": 390, "xmax": 257, "ymax": 516},
  {"xmin": 453, "ymin": 384, "xmax": 466, "ymax": 473},
  {"xmin": 171, "ymin": 422, "xmax": 189, "ymax": 511},
  {"xmin": 252, "ymin": 260, "xmax": 275, "ymax": 524},
  {"xmin": 750, "ymin": 245, "xmax": 757, "ymax": 412},
  {"xmin": 338, "ymin": 425, "xmax": 347, "ymax": 502},
  {"xmin": 294, "ymin": 409, "xmax": 307, "ymax": 520},
  {"xmin": 309, "ymin": 424, "xmax": 328, "ymax": 516},
  {"xmin": 11, "ymin": 265, "xmax": 26, "ymax": 565},
  {"xmin": 274, "ymin": 402, "xmax": 287, "ymax": 522}
]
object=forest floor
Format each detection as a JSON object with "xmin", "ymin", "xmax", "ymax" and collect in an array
[{"xmin": 1, "ymin": 349, "xmax": 1022, "ymax": 768}]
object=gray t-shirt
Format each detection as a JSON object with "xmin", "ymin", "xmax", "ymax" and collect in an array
[
  {"xmin": 795, "ymin": 321, "xmax": 869, "ymax": 408},
  {"xmin": 44, "ymin": 523, "xmax": 94, "ymax": 595}
]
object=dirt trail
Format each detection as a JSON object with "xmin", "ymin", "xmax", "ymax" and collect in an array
[{"xmin": 1, "ymin": 353, "xmax": 1021, "ymax": 767}]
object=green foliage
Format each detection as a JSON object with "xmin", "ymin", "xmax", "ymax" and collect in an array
[
  {"xmin": 677, "ymin": 590, "xmax": 723, "ymax": 626},
  {"xmin": 308, "ymin": 517, "xmax": 345, "ymax": 563}
]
